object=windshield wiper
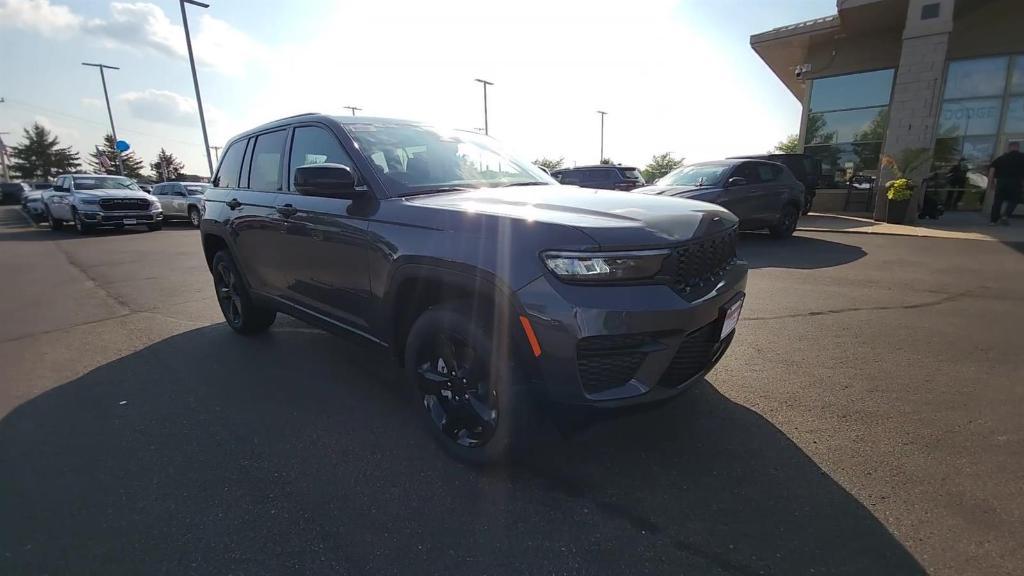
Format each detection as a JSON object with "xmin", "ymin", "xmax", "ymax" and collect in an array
[
  {"xmin": 403, "ymin": 186, "xmax": 476, "ymax": 197},
  {"xmin": 497, "ymin": 181, "xmax": 548, "ymax": 187}
]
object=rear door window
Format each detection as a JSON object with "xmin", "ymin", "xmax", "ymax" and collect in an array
[
  {"xmin": 756, "ymin": 163, "xmax": 779, "ymax": 182},
  {"xmin": 213, "ymin": 140, "xmax": 247, "ymax": 188},
  {"xmin": 248, "ymin": 130, "xmax": 287, "ymax": 191}
]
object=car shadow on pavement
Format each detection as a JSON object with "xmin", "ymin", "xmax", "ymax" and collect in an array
[
  {"xmin": 739, "ymin": 232, "xmax": 867, "ymax": 270},
  {"xmin": 0, "ymin": 323, "xmax": 923, "ymax": 575}
]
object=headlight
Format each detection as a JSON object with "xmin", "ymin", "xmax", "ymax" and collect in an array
[
  {"xmin": 78, "ymin": 196, "xmax": 100, "ymax": 205},
  {"xmin": 542, "ymin": 249, "xmax": 670, "ymax": 282}
]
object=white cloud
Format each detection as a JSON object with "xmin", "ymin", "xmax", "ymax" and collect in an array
[
  {"xmin": 1, "ymin": 1, "xmax": 260, "ymax": 75},
  {"xmin": 119, "ymin": 89, "xmax": 197, "ymax": 126},
  {"xmin": 81, "ymin": 98, "xmax": 103, "ymax": 109},
  {"xmin": 0, "ymin": 0, "xmax": 81, "ymax": 36}
]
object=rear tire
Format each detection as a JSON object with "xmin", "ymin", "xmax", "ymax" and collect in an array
[
  {"xmin": 769, "ymin": 204, "xmax": 799, "ymax": 239},
  {"xmin": 404, "ymin": 302, "xmax": 537, "ymax": 464},
  {"xmin": 211, "ymin": 250, "xmax": 276, "ymax": 334}
]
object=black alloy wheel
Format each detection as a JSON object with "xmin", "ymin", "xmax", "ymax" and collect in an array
[
  {"xmin": 770, "ymin": 205, "xmax": 799, "ymax": 238},
  {"xmin": 414, "ymin": 332, "xmax": 499, "ymax": 448},
  {"xmin": 211, "ymin": 250, "xmax": 276, "ymax": 334}
]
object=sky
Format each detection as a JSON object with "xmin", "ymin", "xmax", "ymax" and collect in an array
[{"xmin": 0, "ymin": 0, "xmax": 836, "ymax": 178}]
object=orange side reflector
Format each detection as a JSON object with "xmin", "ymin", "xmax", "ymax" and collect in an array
[{"xmin": 519, "ymin": 315, "xmax": 542, "ymax": 357}]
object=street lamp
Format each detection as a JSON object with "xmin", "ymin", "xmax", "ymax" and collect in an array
[
  {"xmin": 474, "ymin": 78, "xmax": 493, "ymax": 135},
  {"xmin": 343, "ymin": 106, "xmax": 362, "ymax": 116},
  {"xmin": 179, "ymin": 0, "xmax": 214, "ymax": 178},
  {"xmin": 81, "ymin": 62, "xmax": 124, "ymax": 175},
  {"xmin": 597, "ymin": 110, "xmax": 607, "ymax": 162}
]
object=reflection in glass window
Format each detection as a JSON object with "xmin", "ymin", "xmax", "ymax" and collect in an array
[
  {"xmin": 1012, "ymin": 56, "xmax": 1024, "ymax": 94},
  {"xmin": 1004, "ymin": 96, "xmax": 1024, "ymax": 133},
  {"xmin": 804, "ymin": 142, "xmax": 883, "ymax": 187},
  {"xmin": 938, "ymin": 98, "xmax": 1003, "ymax": 137},
  {"xmin": 805, "ymin": 107, "xmax": 888, "ymax": 145},
  {"xmin": 809, "ymin": 69, "xmax": 894, "ymax": 112},
  {"xmin": 944, "ymin": 57, "xmax": 1009, "ymax": 99}
]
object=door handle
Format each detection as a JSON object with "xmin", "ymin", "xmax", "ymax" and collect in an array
[
  {"xmin": 226, "ymin": 198, "xmax": 242, "ymax": 210},
  {"xmin": 276, "ymin": 204, "xmax": 298, "ymax": 217}
]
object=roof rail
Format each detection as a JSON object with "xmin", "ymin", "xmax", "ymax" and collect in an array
[{"xmin": 278, "ymin": 112, "xmax": 320, "ymax": 120}]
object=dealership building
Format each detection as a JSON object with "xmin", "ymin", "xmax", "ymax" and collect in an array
[{"xmin": 752, "ymin": 0, "xmax": 1024, "ymax": 221}]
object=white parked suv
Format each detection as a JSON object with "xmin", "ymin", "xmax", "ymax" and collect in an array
[
  {"xmin": 151, "ymin": 182, "xmax": 207, "ymax": 227},
  {"xmin": 42, "ymin": 174, "xmax": 164, "ymax": 234}
]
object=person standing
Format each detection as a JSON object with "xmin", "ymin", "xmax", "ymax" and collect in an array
[
  {"xmin": 945, "ymin": 158, "xmax": 967, "ymax": 210},
  {"xmin": 988, "ymin": 142, "xmax": 1024, "ymax": 225}
]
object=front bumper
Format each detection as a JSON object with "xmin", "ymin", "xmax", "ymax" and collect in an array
[
  {"xmin": 516, "ymin": 261, "xmax": 748, "ymax": 407},
  {"xmin": 78, "ymin": 210, "xmax": 163, "ymax": 226}
]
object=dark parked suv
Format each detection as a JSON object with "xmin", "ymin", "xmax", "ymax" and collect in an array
[
  {"xmin": 633, "ymin": 159, "xmax": 805, "ymax": 238},
  {"xmin": 550, "ymin": 165, "xmax": 645, "ymax": 190},
  {"xmin": 729, "ymin": 153, "xmax": 821, "ymax": 214},
  {"xmin": 201, "ymin": 114, "xmax": 747, "ymax": 462}
]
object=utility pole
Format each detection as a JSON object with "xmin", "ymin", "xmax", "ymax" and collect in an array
[
  {"xmin": 474, "ymin": 79, "xmax": 493, "ymax": 135},
  {"xmin": 343, "ymin": 106, "xmax": 362, "ymax": 116},
  {"xmin": 597, "ymin": 110, "xmax": 607, "ymax": 163},
  {"xmin": 82, "ymin": 62, "xmax": 124, "ymax": 175},
  {"xmin": 179, "ymin": 0, "xmax": 214, "ymax": 178},
  {"xmin": 210, "ymin": 146, "xmax": 222, "ymax": 163},
  {"xmin": 0, "ymin": 131, "xmax": 10, "ymax": 182}
]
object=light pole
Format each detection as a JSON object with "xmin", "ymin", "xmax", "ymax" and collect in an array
[
  {"xmin": 474, "ymin": 78, "xmax": 493, "ymax": 135},
  {"xmin": 179, "ymin": 0, "xmax": 214, "ymax": 178},
  {"xmin": 343, "ymin": 106, "xmax": 362, "ymax": 116},
  {"xmin": 597, "ymin": 110, "xmax": 607, "ymax": 162},
  {"xmin": 82, "ymin": 62, "xmax": 124, "ymax": 175}
]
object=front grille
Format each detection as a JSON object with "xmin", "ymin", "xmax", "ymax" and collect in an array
[
  {"xmin": 99, "ymin": 198, "xmax": 150, "ymax": 212},
  {"xmin": 577, "ymin": 334, "xmax": 650, "ymax": 395},
  {"xmin": 657, "ymin": 322, "xmax": 722, "ymax": 388},
  {"xmin": 672, "ymin": 227, "xmax": 738, "ymax": 294}
]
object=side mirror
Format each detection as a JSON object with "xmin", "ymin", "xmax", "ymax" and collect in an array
[
  {"xmin": 726, "ymin": 177, "xmax": 747, "ymax": 188},
  {"xmin": 294, "ymin": 163, "xmax": 361, "ymax": 199}
]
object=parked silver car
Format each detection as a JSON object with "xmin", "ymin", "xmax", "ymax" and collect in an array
[
  {"xmin": 42, "ymin": 174, "xmax": 163, "ymax": 234},
  {"xmin": 151, "ymin": 182, "xmax": 206, "ymax": 227}
]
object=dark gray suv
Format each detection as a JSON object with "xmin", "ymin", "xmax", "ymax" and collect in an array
[
  {"xmin": 201, "ymin": 114, "xmax": 748, "ymax": 463},
  {"xmin": 633, "ymin": 159, "xmax": 805, "ymax": 238}
]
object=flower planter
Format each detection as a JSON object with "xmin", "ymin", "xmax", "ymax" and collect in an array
[{"xmin": 885, "ymin": 199, "xmax": 910, "ymax": 224}]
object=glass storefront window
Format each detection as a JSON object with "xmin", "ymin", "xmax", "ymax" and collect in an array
[
  {"xmin": 806, "ymin": 107, "xmax": 888, "ymax": 145},
  {"xmin": 809, "ymin": 69, "xmax": 895, "ymax": 113},
  {"xmin": 1005, "ymin": 96, "xmax": 1024, "ymax": 133},
  {"xmin": 804, "ymin": 142, "xmax": 883, "ymax": 188},
  {"xmin": 938, "ymin": 98, "xmax": 1003, "ymax": 137},
  {"xmin": 1009, "ymin": 56, "xmax": 1024, "ymax": 94},
  {"xmin": 944, "ymin": 57, "xmax": 1009, "ymax": 99}
]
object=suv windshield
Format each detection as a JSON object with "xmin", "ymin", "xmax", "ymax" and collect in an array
[
  {"xmin": 71, "ymin": 176, "xmax": 141, "ymax": 191},
  {"xmin": 343, "ymin": 122, "xmax": 555, "ymax": 195},
  {"xmin": 620, "ymin": 168, "xmax": 645, "ymax": 183},
  {"xmin": 658, "ymin": 164, "xmax": 731, "ymax": 187},
  {"xmin": 184, "ymin": 185, "xmax": 208, "ymax": 196}
]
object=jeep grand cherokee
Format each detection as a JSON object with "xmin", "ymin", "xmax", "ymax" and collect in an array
[{"xmin": 201, "ymin": 114, "xmax": 748, "ymax": 463}]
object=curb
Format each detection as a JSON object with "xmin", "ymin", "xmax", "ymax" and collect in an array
[{"xmin": 797, "ymin": 226, "xmax": 1002, "ymax": 241}]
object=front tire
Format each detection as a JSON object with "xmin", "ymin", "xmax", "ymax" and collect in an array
[
  {"xmin": 72, "ymin": 210, "xmax": 94, "ymax": 235},
  {"xmin": 211, "ymin": 250, "xmax": 276, "ymax": 334},
  {"xmin": 188, "ymin": 206, "xmax": 201, "ymax": 228},
  {"xmin": 404, "ymin": 302, "xmax": 536, "ymax": 464},
  {"xmin": 769, "ymin": 204, "xmax": 799, "ymax": 239},
  {"xmin": 47, "ymin": 209, "xmax": 64, "ymax": 232}
]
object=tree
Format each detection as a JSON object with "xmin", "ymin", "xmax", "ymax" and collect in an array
[
  {"xmin": 600, "ymin": 157, "xmax": 613, "ymax": 165},
  {"xmin": 772, "ymin": 134, "xmax": 801, "ymax": 154},
  {"xmin": 641, "ymin": 152, "xmax": 684, "ymax": 182},
  {"xmin": 8, "ymin": 123, "xmax": 81, "ymax": 180},
  {"xmin": 88, "ymin": 133, "xmax": 145, "ymax": 179},
  {"xmin": 533, "ymin": 157, "xmax": 564, "ymax": 172},
  {"xmin": 150, "ymin": 148, "xmax": 185, "ymax": 181}
]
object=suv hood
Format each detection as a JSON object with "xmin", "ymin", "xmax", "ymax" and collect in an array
[
  {"xmin": 405, "ymin": 184, "xmax": 737, "ymax": 246},
  {"xmin": 77, "ymin": 189, "xmax": 151, "ymax": 199}
]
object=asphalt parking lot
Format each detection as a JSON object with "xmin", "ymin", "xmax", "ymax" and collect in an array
[{"xmin": 1, "ymin": 205, "xmax": 1022, "ymax": 575}]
